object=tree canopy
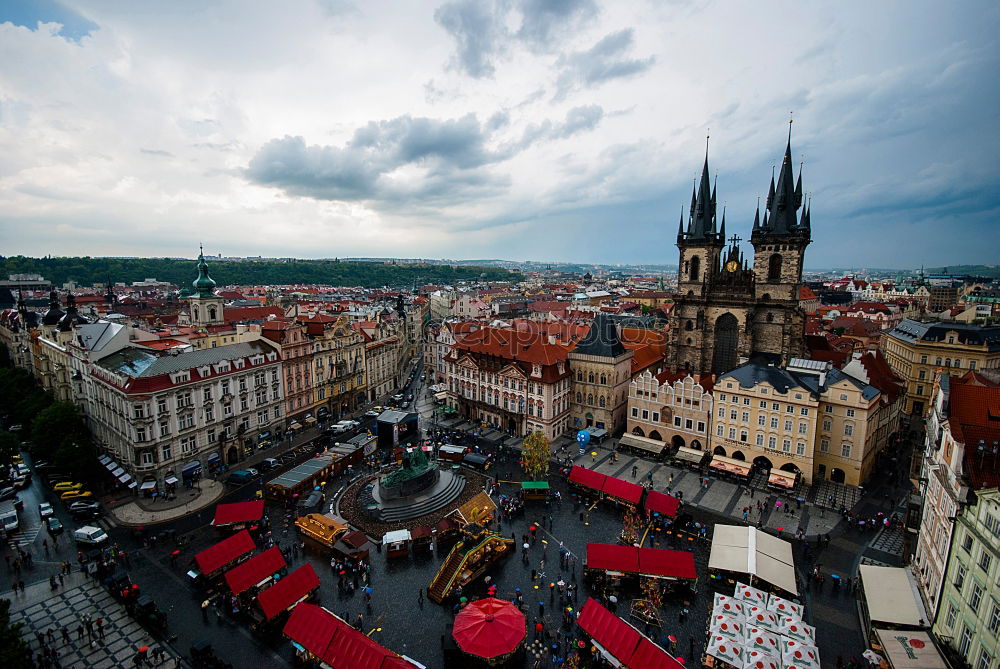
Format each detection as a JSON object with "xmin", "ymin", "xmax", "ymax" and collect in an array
[
  {"xmin": 520, "ymin": 431, "xmax": 550, "ymax": 481},
  {"xmin": 0, "ymin": 599, "xmax": 31, "ymax": 668},
  {"xmin": 0, "ymin": 255, "xmax": 518, "ymax": 289},
  {"xmin": 30, "ymin": 402, "xmax": 96, "ymax": 474}
]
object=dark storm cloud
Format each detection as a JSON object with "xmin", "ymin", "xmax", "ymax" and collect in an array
[
  {"xmin": 434, "ymin": 0, "xmax": 598, "ymax": 78},
  {"xmin": 554, "ymin": 29, "xmax": 655, "ymax": 100},
  {"xmin": 245, "ymin": 106, "xmax": 603, "ymax": 204}
]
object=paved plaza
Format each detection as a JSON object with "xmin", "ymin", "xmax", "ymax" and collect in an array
[{"xmin": 6, "ymin": 571, "xmax": 183, "ymax": 668}]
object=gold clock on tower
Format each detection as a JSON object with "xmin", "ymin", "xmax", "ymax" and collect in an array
[{"xmin": 725, "ymin": 260, "xmax": 739, "ymax": 273}]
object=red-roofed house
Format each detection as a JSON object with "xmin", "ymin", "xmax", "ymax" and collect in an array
[
  {"xmin": 262, "ymin": 320, "xmax": 322, "ymax": 428},
  {"xmin": 798, "ymin": 286, "xmax": 821, "ymax": 314},
  {"xmin": 444, "ymin": 326, "xmax": 572, "ymax": 440}
]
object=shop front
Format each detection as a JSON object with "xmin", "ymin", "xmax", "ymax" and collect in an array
[{"xmin": 181, "ymin": 459, "xmax": 202, "ymax": 486}]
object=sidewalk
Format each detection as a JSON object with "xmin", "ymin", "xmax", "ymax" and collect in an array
[
  {"xmin": 5, "ymin": 572, "xmax": 186, "ymax": 667},
  {"xmin": 109, "ymin": 479, "xmax": 226, "ymax": 526}
]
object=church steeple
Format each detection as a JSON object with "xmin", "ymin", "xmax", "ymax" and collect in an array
[
  {"xmin": 685, "ymin": 138, "xmax": 719, "ymax": 242},
  {"xmin": 192, "ymin": 245, "xmax": 218, "ymax": 298},
  {"xmin": 760, "ymin": 122, "xmax": 803, "ymax": 236}
]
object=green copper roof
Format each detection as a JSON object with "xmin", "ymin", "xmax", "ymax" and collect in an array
[{"xmin": 192, "ymin": 251, "xmax": 217, "ymax": 298}]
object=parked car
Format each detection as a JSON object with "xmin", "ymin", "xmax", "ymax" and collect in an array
[
  {"xmin": 68, "ymin": 500, "xmax": 102, "ymax": 520},
  {"xmin": 45, "ymin": 516, "xmax": 64, "ymax": 535},
  {"xmin": 59, "ymin": 490, "xmax": 93, "ymax": 500},
  {"xmin": 73, "ymin": 525, "xmax": 108, "ymax": 545},
  {"xmin": 0, "ymin": 487, "xmax": 15, "ymax": 501},
  {"xmin": 391, "ymin": 394, "xmax": 404, "ymax": 403},
  {"xmin": 364, "ymin": 409, "xmax": 381, "ymax": 418},
  {"xmin": 13, "ymin": 474, "xmax": 31, "ymax": 490},
  {"xmin": 259, "ymin": 458, "xmax": 279, "ymax": 472},
  {"xmin": 53, "ymin": 481, "xmax": 83, "ymax": 492},
  {"xmin": 38, "ymin": 502, "xmax": 53, "ymax": 518}
]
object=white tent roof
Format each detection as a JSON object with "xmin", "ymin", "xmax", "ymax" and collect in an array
[
  {"xmin": 709, "ymin": 525, "xmax": 798, "ymax": 595},
  {"xmin": 859, "ymin": 565, "xmax": 928, "ymax": 627}
]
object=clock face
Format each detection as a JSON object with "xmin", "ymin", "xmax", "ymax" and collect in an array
[{"xmin": 725, "ymin": 260, "xmax": 739, "ymax": 273}]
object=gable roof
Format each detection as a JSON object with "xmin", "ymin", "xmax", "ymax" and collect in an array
[{"xmin": 572, "ymin": 313, "xmax": 626, "ymax": 358}]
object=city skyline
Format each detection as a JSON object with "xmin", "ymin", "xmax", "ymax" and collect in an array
[{"xmin": 1, "ymin": 1, "xmax": 998, "ymax": 267}]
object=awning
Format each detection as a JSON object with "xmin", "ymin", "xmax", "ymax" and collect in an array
[
  {"xmin": 224, "ymin": 546, "xmax": 286, "ymax": 596},
  {"xmin": 99, "ymin": 455, "xmax": 112, "ymax": 466},
  {"xmin": 768, "ymin": 470, "xmax": 798, "ymax": 489},
  {"xmin": 164, "ymin": 476, "xmax": 179, "ymax": 485},
  {"xmin": 111, "ymin": 467, "xmax": 125, "ymax": 477},
  {"xmin": 140, "ymin": 480, "xmax": 157, "ymax": 490},
  {"xmin": 601, "ymin": 477, "xmax": 644, "ymax": 505},
  {"xmin": 873, "ymin": 629, "xmax": 948, "ymax": 669},
  {"xmin": 434, "ymin": 391, "xmax": 449, "ymax": 401},
  {"xmin": 105, "ymin": 459, "xmax": 119, "ymax": 471},
  {"xmin": 521, "ymin": 481, "xmax": 550, "ymax": 490},
  {"xmin": 709, "ymin": 455, "xmax": 751, "ymax": 477},
  {"xmin": 289, "ymin": 422, "xmax": 303, "ymax": 431},
  {"xmin": 118, "ymin": 474, "xmax": 133, "ymax": 484},
  {"xmin": 568, "ymin": 466, "xmax": 608, "ymax": 493},
  {"xmin": 674, "ymin": 446, "xmax": 706, "ymax": 464},
  {"xmin": 859, "ymin": 565, "xmax": 928, "ymax": 627},
  {"xmin": 643, "ymin": 490, "xmax": 680, "ymax": 518},
  {"xmin": 127, "ymin": 481, "xmax": 138, "ymax": 489},
  {"xmin": 213, "ymin": 500, "xmax": 265, "ymax": 527},
  {"xmin": 283, "ymin": 603, "xmax": 411, "ymax": 669},
  {"xmin": 258, "ymin": 432, "xmax": 272, "ymax": 441},
  {"xmin": 587, "ymin": 544, "xmax": 697, "ymax": 580},
  {"xmin": 304, "ymin": 416, "xmax": 317, "ymax": 425},
  {"xmin": 194, "ymin": 530, "xmax": 256, "ymax": 575},
  {"xmin": 257, "ymin": 563, "xmax": 320, "ymax": 620},
  {"xmin": 208, "ymin": 453, "xmax": 221, "ymax": 464},
  {"xmin": 577, "ymin": 598, "xmax": 684, "ymax": 669},
  {"xmin": 618, "ymin": 433, "xmax": 666, "ymax": 455},
  {"xmin": 708, "ymin": 525, "xmax": 798, "ymax": 596},
  {"xmin": 182, "ymin": 460, "xmax": 202, "ymax": 475}
]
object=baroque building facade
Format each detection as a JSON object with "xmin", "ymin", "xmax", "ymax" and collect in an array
[{"xmin": 668, "ymin": 132, "xmax": 810, "ymax": 376}]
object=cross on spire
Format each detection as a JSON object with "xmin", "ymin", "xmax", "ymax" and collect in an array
[{"xmin": 728, "ymin": 234, "xmax": 742, "ymax": 246}]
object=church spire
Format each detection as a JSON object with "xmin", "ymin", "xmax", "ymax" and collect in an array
[
  {"xmin": 760, "ymin": 119, "xmax": 803, "ymax": 237},
  {"xmin": 752, "ymin": 198, "xmax": 761, "ymax": 231},
  {"xmin": 685, "ymin": 133, "xmax": 721, "ymax": 243}
]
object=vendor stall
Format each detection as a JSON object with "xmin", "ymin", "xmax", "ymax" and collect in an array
[
  {"xmin": 254, "ymin": 563, "xmax": 320, "ymax": 626},
  {"xmin": 212, "ymin": 500, "xmax": 266, "ymax": 532},
  {"xmin": 190, "ymin": 530, "xmax": 257, "ymax": 589},
  {"xmin": 642, "ymin": 490, "xmax": 680, "ymax": 519},
  {"xmin": 265, "ymin": 455, "xmax": 339, "ymax": 503},
  {"xmin": 708, "ymin": 526, "xmax": 798, "ymax": 597},
  {"xmin": 520, "ymin": 481, "xmax": 550, "ymax": 501},
  {"xmin": 617, "ymin": 433, "xmax": 667, "ymax": 458},
  {"xmin": 567, "ymin": 466, "xmax": 607, "ymax": 498},
  {"xmin": 283, "ymin": 602, "xmax": 418, "ymax": 668},
  {"xmin": 585, "ymin": 544, "xmax": 697, "ymax": 591},
  {"xmin": 601, "ymin": 477, "xmax": 644, "ymax": 508},
  {"xmin": 410, "ymin": 526, "xmax": 433, "ymax": 554},
  {"xmin": 224, "ymin": 546, "xmax": 286, "ymax": 597},
  {"xmin": 576, "ymin": 597, "xmax": 685, "ymax": 669},
  {"xmin": 333, "ymin": 530, "xmax": 373, "ymax": 563},
  {"xmin": 673, "ymin": 446, "xmax": 708, "ymax": 468},
  {"xmin": 383, "ymin": 529, "xmax": 412, "ymax": 559},
  {"xmin": 708, "ymin": 455, "xmax": 752, "ymax": 479},
  {"xmin": 767, "ymin": 469, "xmax": 798, "ymax": 491},
  {"xmin": 294, "ymin": 513, "xmax": 349, "ymax": 551}
]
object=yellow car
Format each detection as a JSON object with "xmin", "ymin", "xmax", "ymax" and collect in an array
[
  {"xmin": 53, "ymin": 481, "xmax": 83, "ymax": 492},
  {"xmin": 59, "ymin": 490, "xmax": 93, "ymax": 500}
]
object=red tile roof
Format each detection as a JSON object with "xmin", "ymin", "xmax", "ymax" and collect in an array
[
  {"xmin": 799, "ymin": 286, "xmax": 818, "ymax": 300},
  {"xmin": 949, "ymin": 379, "xmax": 1000, "ymax": 489},
  {"xmin": 257, "ymin": 563, "xmax": 320, "ymax": 620},
  {"xmin": 225, "ymin": 306, "xmax": 285, "ymax": 323}
]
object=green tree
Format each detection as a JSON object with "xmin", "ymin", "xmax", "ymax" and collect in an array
[
  {"xmin": 520, "ymin": 431, "xmax": 550, "ymax": 481},
  {"xmin": 0, "ymin": 431, "xmax": 19, "ymax": 468},
  {"xmin": 30, "ymin": 402, "xmax": 94, "ymax": 472},
  {"xmin": 0, "ymin": 599, "xmax": 31, "ymax": 668}
]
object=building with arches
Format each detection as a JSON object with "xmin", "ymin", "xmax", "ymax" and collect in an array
[
  {"xmin": 625, "ymin": 370, "xmax": 714, "ymax": 452},
  {"xmin": 568, "ymin": 313, "xmax": 634, "ymax": 434},
  {"xmin": 712, "ymin": 358, "xmax": 890, "ymax": 486},
  {"xmin": 667, "ymin": 131, "xmax": 810, "ymax": 376}
]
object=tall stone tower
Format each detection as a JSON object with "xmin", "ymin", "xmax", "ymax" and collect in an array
[{"xmin": 189, "ymin": 248, "xmax": 225, "ymax": 327}]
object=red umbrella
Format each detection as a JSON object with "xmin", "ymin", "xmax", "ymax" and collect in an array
[{"xmin": 453, "ymin": 597, "xmax": 526, "ymax": 660}]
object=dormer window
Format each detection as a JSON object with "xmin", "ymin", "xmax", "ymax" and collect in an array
[{"xmin": 532, "ymin": 364, "xmax": 542, "ymax": 378}]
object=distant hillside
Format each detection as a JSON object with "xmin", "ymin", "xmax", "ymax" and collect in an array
[
  {"xmin": 926, "ymin": 265, "xmax": 1000, "ymax": 278},
  {"xmin": 0, "ymin": 256, "xmax": 517, "ymax": 289}
]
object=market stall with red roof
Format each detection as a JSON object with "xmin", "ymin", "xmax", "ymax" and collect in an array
[
  {"xmin": 212, "ymin": 500, "xmax": 265, "ymax": 530},
  {"xmin": 224, "ymin": 546, "xmax": 286, "ymax": 596},
  {"xmin": 283, "ymin": 601, "xmax": 417, "ymax": 669},
  {"xmin": 643, "ymin": 490, "xmax": 681, "ymax": 518},
  {"xmin": 568, "ymin": 466, "xmax": 607, "ymax": 497},
  {"xmin": 585, "ymin": 544, "xmax": 698, "ymax": 581},
  {"xmin": 256, "ymin": 563, "xmax": 321, "ymax": 623},
  {"xmin": 193, "ymin": 530, "xmax": 256, "ymax": 580},
  {"xmin": 576, "ymin": 597, "xmax": 684, "ymax": 669},
  {"xmin": 601, "ymin": 477, "xmax": 644, "ymax": 507}
]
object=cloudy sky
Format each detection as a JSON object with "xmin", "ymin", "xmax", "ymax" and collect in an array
[{"xmin": 1, "ymin": 1, "xmax": 997, "ymax": 268}]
